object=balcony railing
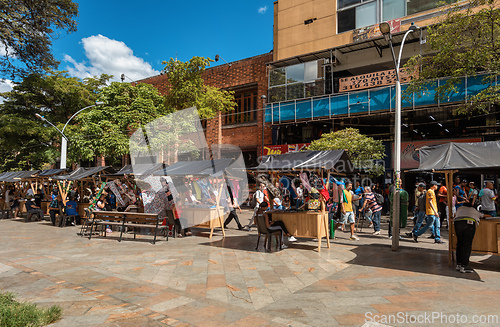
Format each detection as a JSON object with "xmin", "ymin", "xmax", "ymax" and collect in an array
[{"xmin": 265, "ymin": 73, "xmax": 495, "ymax": 123}]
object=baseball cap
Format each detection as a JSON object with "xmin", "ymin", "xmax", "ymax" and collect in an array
[
  {"xmin": 418, "ymin": 182, "xmax": 426, "ymax": 188},
  {"xmin": 430, "ymin": 181, "xmax": 439, "ymax": 186}
]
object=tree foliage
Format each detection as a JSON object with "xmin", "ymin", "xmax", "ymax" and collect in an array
[
  {"xmin": 162, "ymin": 57, "xmax": 236, "ymax": 118},
  {"xmin": 0, "ymin": 70, "xmax": 107, "ymax": 171},
  {"xmin": 68, "ymin": 82, "xmax": 170, "ymax": 164},
  {"xmin": 0, "ymin": 0, "xmax": 78, "ymax": 79},
  {"xmin": 405, "ymin": 0, "xmax": 500, "ymax": 114},
  {"xmin": 307, "ymin": 128, "xmax": 386, "ymax": 176}
]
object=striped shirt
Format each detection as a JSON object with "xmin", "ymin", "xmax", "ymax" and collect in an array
[{"xmin": 364, "ymin": 192, "xmax": 382, "ymax": 212}]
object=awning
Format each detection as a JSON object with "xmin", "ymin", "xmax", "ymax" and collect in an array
[
  {"xmin": 51, "ymin": 166, "xmax": 114, "ymax": 181},
  {"xmin": 152, "ymin": 158, "xmax": 234, "ymax": 177},
  {"xmin": 251, "ymin": 150, "xmax": 354, "ymax": 173},
  {"xmin": 37, "ymin": 169, "xmax": 67, "ymax": 177},
  {"xmin": 416, "ymin": 141, "xmax": 500, "ymax": 173},
  {"xmin": 105, "ymin": 163, "xmax": 164, "ymax": 176},
  {"xmin": 0, "ymin": 170, "xmax": 40, "ymax": 182}
]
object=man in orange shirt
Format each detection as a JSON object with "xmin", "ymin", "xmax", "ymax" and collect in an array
[
  {"xmin": 437, "ymin": 180, "xmax": 448, "ymax": 226},
  {"xmin": 413, "ymin": 181, "xmax": 445, "ymax": 244}
]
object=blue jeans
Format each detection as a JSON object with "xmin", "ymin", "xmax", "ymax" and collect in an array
[
  {"xmin": 415, "ymin": 215, "xmax": 441, "ymax": 241},
  {"xmin": 371, "ymin": 210, "xmax": 381, "ymax": 232},
  {"xmin": 481, "ymin": 210, "xmax": 497, "ymax": 217},
  {"xmin": 412, "ymin": 211, "xmax": 426, "ymax": 234}
]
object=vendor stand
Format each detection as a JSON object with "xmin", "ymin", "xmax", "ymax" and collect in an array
[
  {"xmin": 149, "ymin": 158, "xmax": 247, "ymax": 238},
  {"xmin": 251, "ymin": 150, "xmax": 355, "ymax": 252},
  {"xmin": 416, "ymin": 141, "xmax": 500, "ymax": 264}
]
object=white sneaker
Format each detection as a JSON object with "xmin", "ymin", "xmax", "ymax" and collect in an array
[
  {"xmin": 288, "ymin": 236, "xmax": 297, "ymax": 242},
  {"xmin": 281, "ymin": 244, "xmax": 288, "ymax": 249},
  {"xmin": 106, "ymin": 228, "xmax": 112, "ymax": 234},
  {"xmin": 373, "ymin": 231, "xmax": 381, "ymax": 235},
  {"xmin": 350, "ymin": 235, "xmax": 359, "ymax": 240}
]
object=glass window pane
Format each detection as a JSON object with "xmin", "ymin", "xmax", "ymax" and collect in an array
[
  {"xmin": 408, "ymin": 0, "xmax": 455, "ymax": 15},
  {"xmin": 383, "ymin": 0, "xmax": 405, "ymax": 20},
  {"xmin": 269, "ymin": 86, "xmax": 286, "ymax": 103},
  {"xmin": 338, "ymin": 8, "xmax": 355, "ymax": 33},
  {"xmin": 304, "ymin": 61, "xmax": 319, "ymax": 82},
  {"xmin": 270, "ymin": 68, "xmax": 286, "ymax": 86},
  {"xmin": 355, "ymin": 2, "xmax": 377, "ymax": 29},
  {"xmin": 287, "ymin": 64, "xmax": 304, "ymax": 84},
  {"xmin": 286, "ymin": 83, "xmax": 304, "ymax": 100},
  {"xmin": 338, "ymin": 0, "xmax": 361, "ymax": 9}
]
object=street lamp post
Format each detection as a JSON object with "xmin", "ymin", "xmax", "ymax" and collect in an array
[
  {"xmin": 260, "ymin": 95, "xmax": 267, "ymax": 158},
  {"xmin": 379, "ymin": 22, "xmax": 418, "ymax": 251},
  {"xmin": 36, "ymin": 101, "xmax": 104, "ymax": 169}
]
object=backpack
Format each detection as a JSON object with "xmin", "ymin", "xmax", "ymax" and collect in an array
[
  {"xmin": 250, "ymin": 191, "xmax": 259, "ymax": 207},
  {"xmin": 374, "ymin": 192, "xmax": 384, "ymax": 205}
]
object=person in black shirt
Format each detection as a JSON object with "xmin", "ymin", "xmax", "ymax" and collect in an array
[{"xmin": 34, "ymin": 189, "xmax": 43, "ymax": 208}]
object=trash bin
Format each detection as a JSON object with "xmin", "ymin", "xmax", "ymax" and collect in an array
[
  {"xmin": 330, "ymin": 218, "xmax": 336, "ymax": 239},
  {"xmin": 389, "ymin": 189, "xmax": 409, "ymax": 228}
]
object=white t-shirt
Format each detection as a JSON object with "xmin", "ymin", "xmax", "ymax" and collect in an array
[
  {"xmin": 481, "ymin": 188, "xmax": 496, "ymax": 211},
  {"xmin": 5, "ymin": 190, "xmax": 11, "ymax": 204},
  {"xmin": 255, "ymin": 190, "xmax": 265, "ymax": 204},
  {"xmin": 26, "ymin": 189, "xmax": 34, "ymax": 197}
]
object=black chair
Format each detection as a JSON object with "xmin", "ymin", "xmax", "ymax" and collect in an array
[
  {"xmin": 79, "ymin": 208, "xmax": 98, "ymax": 237},
  {"xmin": 255, "ymin": 214, "xmax": 282, "ymax": 252}
]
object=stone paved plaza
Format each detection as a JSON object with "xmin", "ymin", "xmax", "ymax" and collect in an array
[{"xmin": 1, "ymin": 211, "xmax": 500, "ymax": 326}]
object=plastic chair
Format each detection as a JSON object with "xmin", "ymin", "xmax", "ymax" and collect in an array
[{"xmin": 255, "ymin": 214, "xmax": 282, "ymax": 252}]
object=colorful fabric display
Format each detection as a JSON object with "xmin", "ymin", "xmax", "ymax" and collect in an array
[
  {"xmin": 299, "ymin": 172, "xmax": 312, "ymax": 192},
  {"xmin": 107, "ymin": 180, "xmax": 126, "ymax": 207}
]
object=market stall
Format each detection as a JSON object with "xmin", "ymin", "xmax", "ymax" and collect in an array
[
  {"xmin": 148, "ymin": 158, "xmax": 248, "ymax": 238},
  {"xmin": 417, "ymin": 141, "xmax": 500, "ymax": 264},
  {"xmin": 251, "ymin": 150, "xmax": 355, "ymax": 252}
]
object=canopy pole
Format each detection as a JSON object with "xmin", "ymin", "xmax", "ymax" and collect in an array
[{"xmin": 446, "ymin": 170, "xmax": 457, "ymax": 266}]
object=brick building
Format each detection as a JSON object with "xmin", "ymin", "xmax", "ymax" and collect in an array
[{"xmin": 136, "ymin": 52, "xmax": 273, "ymax": 167}]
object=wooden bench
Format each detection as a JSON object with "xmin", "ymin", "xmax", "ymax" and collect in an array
[{"xmin": 91, "ymin": 211, "xmax": 166, "ymax": 244}]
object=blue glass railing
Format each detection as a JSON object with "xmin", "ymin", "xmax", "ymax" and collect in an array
[{"xmin": 265, "ymin": 74, "xmax": 495, "ymax": 123}]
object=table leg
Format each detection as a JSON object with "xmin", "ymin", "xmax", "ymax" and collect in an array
[
  {"xmin": 324, "ymin": 214, "xmax": 331, "ymax": 249},
  {"xmin": 220, "ymin": 215, "xmax": 226, "ymax": 237},
  {"xmin": 317, "ymin": 216, "xmax": 321, "ymax": 252}
]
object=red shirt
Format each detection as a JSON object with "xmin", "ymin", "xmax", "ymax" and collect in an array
[{"xmin": 438, "ymin": 186, "xmax": 447, "ymax": 203}]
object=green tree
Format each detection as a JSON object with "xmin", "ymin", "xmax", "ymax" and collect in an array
[
  {"xmin": 0, "ymin": 0, "xmax": 78, "ymax": 79},
  {"xmin": 162, "ymin": 57, "xmax": 236, "ymax": 118},
  {"xmin": 307, "ymin": 128, "xmax": 386, "ymax": 176},
  {"xmin": 68, "ymin": 82, "xmax": 170, "ymax": 165},
  {"xmin": 405, "ymin": 0, "xmax": 500, "ymax": 114},
  {"xmin": 0, "ymin": 70, "xmax": 107, "ymax": 171}
]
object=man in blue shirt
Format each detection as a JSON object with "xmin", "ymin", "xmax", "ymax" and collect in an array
[{"xmin": 65, "ymin": 196, "xmax": 80, "ymax": 225}]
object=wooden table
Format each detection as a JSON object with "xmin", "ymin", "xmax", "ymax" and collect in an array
[
  {"xmin": 182, "ymin": 207, "xmax": 226, "ymax": 238},
  {"xmin": 269, "ymin": 211, "xmax": 330, "ymax": 252},
  {"xmin": 450, "ymin": 218, "xmax": 500, "ymax": 256}
]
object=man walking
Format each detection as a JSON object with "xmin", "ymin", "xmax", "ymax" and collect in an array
[
  {"xmin": 341, "ymin": 181, "xmax": 360, "ymax": 240},
  {"xmin": 406, "ymin": 183, "xmax": 426, "ymax": 239},
  {"xmin": 413, "ymin": 181, "xmax": 445, "ymax": 244},
  {"xmin": 359, "ymin": 186, "xmax": 382, "ymax": 235}
]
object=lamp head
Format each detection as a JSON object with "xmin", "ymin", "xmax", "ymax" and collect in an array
[
  {"xmin": 261, "ymin": 95, "xmax": 267, "ymax": 100},
  {"xmin": 408, "ymin": 23, "xmax": 419, "ymax": 32},
  {"xmin": 35, "ymin": 113, "xmax": 46, "ymax": 121},
  {"xmin": 215, "ymin": 54, "xmax": 220, "ymax": 62},
  {"xmin": 95, "ymin": 101, "xmax": 104, "ymax": 105},
  {"xmin": 379, "ymin": 22, "xmax": 391, "ymax": 35}
]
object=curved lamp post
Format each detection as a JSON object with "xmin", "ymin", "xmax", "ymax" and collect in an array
[
  {"xmin": 35, "ymin": 101, "xmax": 104, "ymax": 169},
  {"xmin": 380, "ymin": 22, "xmax": 418, "ymax": 251}
]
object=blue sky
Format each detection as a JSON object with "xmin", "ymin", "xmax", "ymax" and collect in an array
[{"xmin": 49, "ymin": 0, "xmax": 274, "ymax": 82}]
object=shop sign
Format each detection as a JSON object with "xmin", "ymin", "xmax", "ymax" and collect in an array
[
  {"xmin": 352, "ymin": 18, "xmax": 401, "ymax": 42},
  {"xmin": 339, "ymin": 68, "xmax": 417, "ymax": 92},
  {"xmin": 258, "ymin": 143, "xmax": 310, "ymax": 156}
]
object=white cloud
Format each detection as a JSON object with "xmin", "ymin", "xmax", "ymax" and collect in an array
[
  {"xmin": 0, "ymin": 79, "xmax": 14, "ymax": 104},
  {"xmin": 63, "ymin": 35, "xmax": 159, "ymax": 82},
  {"xmin": 258, "ymin": 6, "xmax": 267, "ymax": 14}
]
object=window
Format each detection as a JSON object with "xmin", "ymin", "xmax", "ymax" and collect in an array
[
  {"xmin": 338, "ymin": 0, "xmax": 457, "ymax": 33},
  {"xmin": 268, "ymin": 60, "xmax": 325, "ymax": 103},
  {"xmin": 225, "ymin": 91, "xmax": 257, "ymax": 125}
]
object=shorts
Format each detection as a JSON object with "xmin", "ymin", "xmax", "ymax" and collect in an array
[{"xmin": 341, "ymin": 211, "xmax": 355, "ymax": 224}]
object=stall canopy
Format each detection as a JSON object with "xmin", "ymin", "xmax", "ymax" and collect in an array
[
  {"xmin": 106, "ymin": 163, "xmax": 164, "ymax": 177},
  {"xmin": 0, "ymin": 170, "xmax": 40, "ymax": 183},
  {"xmin": 417, "ymin": 141, "xmax": 500, "ymax": 172},
  {"xmin": 52, "ymin": 166, "xmax": 113, "ymax": 181},
  {"xmin": 152, "ymin": 158, "xmax": 234, "ymax": 177},
  {"xmin": 251, "ymin": 150, "xmax": 354, "ymax": 174},
  {"xmin": 37, "ymin": 169, "xmax": 67, "ymax": 177}
]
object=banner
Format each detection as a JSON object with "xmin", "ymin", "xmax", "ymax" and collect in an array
[
  {"xmin": 339, "ymin": 67, "xmax": 417, "ymax": 92},
  {"xmin": 352, "ymin": 18, "xmax": 400, "ymax": 42},
  {"xmin": 392, "ymin": 138, "xmax": 482, "ymax": 169}
]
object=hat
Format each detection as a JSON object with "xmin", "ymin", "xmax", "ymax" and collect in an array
[
  {"xmin": 430, "ymin": 181, "xmax": 439, "ymax": 186},
  {"xmin": 418, "ymin": 182, "xmax": 426, "ymax": 188}
]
